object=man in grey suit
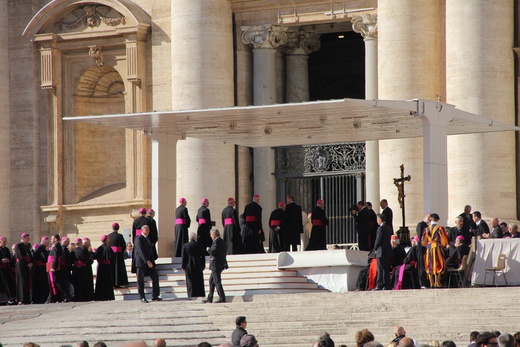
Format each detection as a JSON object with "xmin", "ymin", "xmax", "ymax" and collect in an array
[
  {"xmin": 203, "ymin": 229, "xmax": 228, "ymax": 303},
  {"xmin": 374, "ymin": 213, "xmax": 393, "ymax": 290}
]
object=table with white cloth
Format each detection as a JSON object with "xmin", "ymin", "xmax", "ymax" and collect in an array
[{"xmin": 471, "ymin": 239, "xmax": 520, "ymax": 286}]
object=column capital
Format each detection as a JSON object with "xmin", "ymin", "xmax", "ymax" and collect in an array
[
  {"xmin": 351, "ymin": 13, "xmax": 378, "ymax": 40},
  {"xmin": 241, "ymin": 24, "xmax": 288, "ymax": 49},
  {"xmin": 285, "ymin": 30, "xmax": 321, "ymax": 55}
]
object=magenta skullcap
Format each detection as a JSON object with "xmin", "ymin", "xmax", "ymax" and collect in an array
[
  {"xmin": 61, "ymin": 236, "xmax": 68, "ymax": 242},
  {"xmin": 227, "ymin": 197, "xmax": 234, "ymax": 203},
  {"xmin": 101, "ymin": 235, "xmax": 108, "ymax": 242},
  {"xmin": 179, "ymin": 198, "xmax": 186, "ymax": 204},
  {"xmin": 456, "ymin": 235, "xmax": 465, "ymax": 241},
  {"xmin": 147, "ymin": 209, "xmax": 155, "ymax": 214},
  {"xmin": 201, "ymin": 198, "xmax": 208, "ymax": 204},
  {"xmin": 317, "ymin": 199, "xmax": 324, "ymax": 205},
  {"xmin": 278, "ymin": 201, "xmax": 285, "ymax": 208},
  {"xmin": 82, "ymin": 237, "xmax": 90, "ymax": 242},
  {"xmin": 33, "ymin": 243, "xmax": 39, "ymax": 250},
  {"xmin": 21, "ymin": 233, "xmax": 29, "ymax": 238},
  {"xmin": 413, "ymin": 235, "xmax": 420, "ymax": 242},
  {"xmin": 74, "ymin": 237, "xmax": 82, "ymax": 243},
  {"xmin": 0, "ymin": 236, "xmax": 5, "ymax": 241},
  {"xmin": 112, "ymin": 222, "xmax": 120, "ymax": 230},
  {"xmin": 139, "ymin": 207, "xmax": 147, "ymax": 213},
  {"xmin": 41, "ymin": 236, "xmax": 49, "ymax": 242},
  {"xmin": 253, "ymin": 194, "xmax": 260, "ymax": 199}
]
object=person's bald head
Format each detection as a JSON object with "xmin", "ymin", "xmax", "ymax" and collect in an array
[
  {"xmin": 119, "ymin": 341, "xmax": 148, "ymax": 347},
  {"xmin": 153, "ymin": 338, "xmax": 166, "ymax": 347},
  {"xmin": 399, "ymin": 337, "xmax": 414, "ymax": 347},
  {"xmin": 395, "ymin": 326, "xmax": 406, "ymax": 337}
]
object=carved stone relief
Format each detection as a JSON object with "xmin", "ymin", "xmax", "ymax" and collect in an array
[{"xmin": 55, "ymin": 5, "xmax": 126, "ymax": 31}]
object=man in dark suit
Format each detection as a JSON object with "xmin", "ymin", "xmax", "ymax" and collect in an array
[
  {"xmin": 473, "ymin": 211, "xmax": 490, "ymax": 239},
  {"xmin": 448, "ymin": 216, "xmax": 471, "ymax": 247},
  {"xmin": 458, "ymin": 205, "xmax": 476, "ymax": 234},
  {"xmin": 134, "ymin": 225, "xmax": 161, "ymax": 303},
  {"xmin": 203, "ymin": 229, "xmax": 227, "ymax": 303},
  {"xmin": 283, "ymin": 195, "xmax": 303, "ymax": 252},
  {"xmin": 380, "ymin": 199, "xmax": 393, "ymax": 233},
  {"xmin": 374, "ymin": 213, "xmax": 392, "ymax": 290}
]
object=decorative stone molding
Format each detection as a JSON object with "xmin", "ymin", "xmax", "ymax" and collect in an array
[
  {"xmin": 241, "ymin": 24, "xmax": 288, "ymax": 49},
  {"xmin": 88, "ymin": 45, "xmax": 104, "ymax": 67},
  {"xmin": 55, "ymin": 5, "xmax": 126, "ymax": 31},
  {"xmin": 351, "ymin": 13, "xmax": 378, "ymax": 40},
  {"xmin": 285, "ymin": 30, "xmax": 321, "ymax": 55},
  {"xmin": 40, "ymin": 48, "xmax": 57, "ymax": 89}
]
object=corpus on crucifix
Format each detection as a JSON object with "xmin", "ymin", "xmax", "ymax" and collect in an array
[{"xmin": 393, "ymin": 164, "xmax": 411, "ymax": 246}]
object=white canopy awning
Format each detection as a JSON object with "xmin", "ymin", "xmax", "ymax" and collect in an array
[{"xmin": 64, "ymin": 98, "xmax": 518, "ymax": 147}]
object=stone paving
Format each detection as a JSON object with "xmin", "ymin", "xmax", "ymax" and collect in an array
[{"xmin": 0, "ymin": 287, "xmax": 518, "ymax": 347}]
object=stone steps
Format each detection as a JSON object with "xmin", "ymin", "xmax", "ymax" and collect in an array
[
  {"xmin": 115, "ymin": 253, "xmax": 328, "ymax": 300},
  {"xmin": 0, "ymin": 288, "xmax": 518, "ymax": 347}
]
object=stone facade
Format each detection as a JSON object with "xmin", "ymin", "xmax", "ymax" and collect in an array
[{"xmin": 1, "ymin": 0, "xmax": 517, "ymax": 253}]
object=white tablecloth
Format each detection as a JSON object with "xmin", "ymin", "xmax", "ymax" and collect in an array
[{"xmin": 471, "ymin": 239, "xmax": 520, "ymax": 286}]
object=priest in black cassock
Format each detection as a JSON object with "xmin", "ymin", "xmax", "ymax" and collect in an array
[
  {"xmin": 47, "ymin": 234, "xmax": 71, "ymax": 303},
  {"xmin": 0, "ymin": 236, "xmax": 15, "ymax": 303},
  {"xmin": 82, "ymin": 237, "xmax": 95, "ymax": 301},
  {"xmin": 32, "ymin": 236, "xmax": 50, "ymax": 304},
  {"xmin": 283, "ymin": 195, "xmax": 303, "ymax": 252},
  {"xmin": 60, "ymin": 237, "xmax": 73, "ymax": 294},
  {"xmin": 222, "ymin": 197, "xmax": 241, "ymax": 255},
  {"xmin": 181, "ymin": 231, "xmax": 206, "ymax": 298},
  {"xmin": 108, "ymin": 222, "xmax": 128, "ymax": 288},
  {"xmin": 15, "ymin": 233, "xmax": 33, "ymax": 305},
  {"xmin": 175, "ymin": 198, "xmax": 191, "ymax": 257},
  {"xmin": 197, "ymin": 198, "xmax": 213, "ymax": 254},
  {"xmin": 242, "ymin": 194, "xmax": 263, "ymax": 254},
  {"xmin": 306, "ymin": 199, "xmax": 329, "ymax": 251},
  {"xmin": 94, "ymin": 235, "xmax": 115, "ymax": 301},
  {"xmin": 72, "ymin": 238, "xmax": 93, "ymax": 301},
  {"xmin": 268, "ymin": 202, "xmax": 285, "ymax": 253}
]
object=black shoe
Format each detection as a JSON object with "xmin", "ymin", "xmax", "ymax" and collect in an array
[
  {"xmin": 62, "ymin": 298, "xmax": 70, "ymax": 303},
  {"xmin": 214, "ymin": 298, "xmax": 226, "ymax": 303},
  {"xmin": 141, "ymin": 298, "xmax": 149, "ymax": 303},
  {"xmin": 202, "ymin": 298, "xmax": 212, "ymax": 303},
  {"xmin": 152, "ymin": 296, "xmax": 162, "ymax": 301}
]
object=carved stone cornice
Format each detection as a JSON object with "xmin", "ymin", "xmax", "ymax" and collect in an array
[
  {"xmin": 55, "ymin": 5, "xmax": 126, "ymax": 32},
  {"xmin": 241, "ymin": 24, "xmax": 288, "ymax": 49},
  {"xmin": 351, "ymin": 14, "xmax": 378, "ymax": 40},
  {"xmin": 284, "ymin": 30, "xmax": 321, "ymax": 55}
]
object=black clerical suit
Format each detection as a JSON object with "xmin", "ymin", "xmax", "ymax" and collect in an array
[
  {"xmin": 181, "ymin": 240, "xmax": 206, "ymax": 298},
  {"xmin": 207, "ymin": 236, "xmax": 227, "ymax": 302},
  {"xmin": 476, "ymin": 220, "xmax": 490, "ymax": 238},
  {"xmin": 134, "ymin": 234, "xmax": 160, "ymax": 301},
  {"xmin": 283, "ymin": 201, "xmax": 303, "ymax": 252},
  {"xmin": 374, "ymin": 222, "xmax": 392, "ymax": 290},
  {"xmin": 382, "ymin": 206, "xmax": 394, "ymax": 233}
]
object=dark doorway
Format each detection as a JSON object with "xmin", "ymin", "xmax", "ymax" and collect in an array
[{"xmin": 308, "ymin": 30, "xmax": 365, "ymax": 101}]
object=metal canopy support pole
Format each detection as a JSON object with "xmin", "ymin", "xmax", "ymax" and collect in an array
[{"xmin": 420, "ymin": 100, "xmax": 452, "ymax": 224}]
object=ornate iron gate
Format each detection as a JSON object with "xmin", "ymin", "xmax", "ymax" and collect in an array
[{"xmin": 275, "ymin": 143, "xmax": 366, "ymax": 245}]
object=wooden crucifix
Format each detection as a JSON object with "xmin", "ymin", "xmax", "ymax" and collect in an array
[{"xmin": 393, "ymin": 164, "xmax": 411, "ymax": 227}]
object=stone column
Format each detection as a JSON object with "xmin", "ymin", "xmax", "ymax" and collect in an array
[
  {"xmin": 378, "ymin": 2, "xmax": 441, "ymax": 225},
  {"xmin": 242, "ymin": 24, "xmax": 288, "ymax": 236},
  {"xmin": 285, "ymin": 30, "xmax": 321, "ymax": 103},
  {"xmin": 171, "ymin": 0, "xmax": 235, "ymax": 245},
  {"xmin": 235, "ymin": 24, "xmax": 254, "ymax": 209},
  {"xmin": 446, "ymin": 1, "xmax": 515, "ymax": 221},
  {"xmin": 0, "ymin": 2, "xmax": 9, "ymax": 226},
  {"xmin": 351, "ymin": 13, "xmax": 379, "ymax": 207},
  {"xmin": 151, "ymin": 133, "xmax": 179, "ymax": 257}
]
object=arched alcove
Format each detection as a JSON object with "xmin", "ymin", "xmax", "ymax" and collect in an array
[{"xmin": 73, "ymin": 65, "xmax": 126, "ymax": 204}]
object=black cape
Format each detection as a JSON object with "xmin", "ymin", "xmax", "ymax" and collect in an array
[
  {"xmin": 94, "ymin": 244, "xmax": 115, "ymax": 301},
  {"xmin": 108, "ymin": 231, "xmax": 129, "ymax": 286}
]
